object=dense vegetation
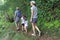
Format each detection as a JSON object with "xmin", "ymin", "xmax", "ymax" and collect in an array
[{"xmin": 0, "ymin": 0, "xmax": 60, "ymax": 40}]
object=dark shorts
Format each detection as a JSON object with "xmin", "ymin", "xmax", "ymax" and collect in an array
[
  {"xmin": 15, "ymin": 17, "xmax": 20, "ymax": 24},
  {"xmin": 32, "ymin": 18, "xmax": 37, "ymax": 23},
  {"xmin": 22, "ymin": 23, "xmax": 24, "ymax": 26}
]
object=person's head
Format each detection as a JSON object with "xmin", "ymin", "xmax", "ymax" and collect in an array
[
  {"xmin": 30, "ymin": 1, "xmax": 36, "ymax": 6},
  {"xmin": 23, "ymin": 15, "xmax": 27, "ymax": 20},
  {"xmin": 16, "ymin": 7, "xmax": 19, "ymax": 10}
]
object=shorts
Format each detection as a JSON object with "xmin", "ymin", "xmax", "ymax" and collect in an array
[
  {"xmin": 32, "ymin": 18, "xmax": 37, "ymax": 23},
  {"xmin": 22, "ymin": 23, "xmax": 24, "ymax": 26},
  {"xmin": 15, "ymin": 17, "xmax": 20, "ymax": 24}
]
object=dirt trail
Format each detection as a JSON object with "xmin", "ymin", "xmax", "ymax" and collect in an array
[
  {"xmin": 3, "ymin": 26, "xmax": 60, "ymax": 40},
  {"xmin": 2, "ymin": 33, "xmax": 9, "ymax": 40}
]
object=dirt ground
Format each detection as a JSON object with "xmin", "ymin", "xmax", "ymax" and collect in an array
[{"xmin": 5, "ymin": 26, "xmax": 60, "ymax": 40}]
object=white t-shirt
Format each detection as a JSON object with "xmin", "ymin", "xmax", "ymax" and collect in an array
[
  {"xmin": 31, "ymin": 5, "xmax": 38, "ymax": 18},
  {"xmin": 24, "ymin": 20, "xmax": 28, "ymax": 27},
  {"xmin": 21, "ymin": 17, "xmax": 25, "ymax": 24}
]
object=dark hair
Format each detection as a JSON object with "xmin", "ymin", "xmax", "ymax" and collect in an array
[
  {"xmin": 33, "ymin": 3, "xmax": 36, "ymax": 6},
  {"xmin": 23, "ymin": 15, "xmax": 27, "ymax": 20},
  {"xmin": 24, "ymin": 15, "xmax": 27, "ymax": 18}
]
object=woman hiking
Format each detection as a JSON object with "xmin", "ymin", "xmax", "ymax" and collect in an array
[{"xmin": 30, "ymin": 1, "xmax": 41, "ymax": 36}]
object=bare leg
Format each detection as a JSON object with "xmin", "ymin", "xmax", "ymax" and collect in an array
[
  {"xmin": 31, "ymin": 23, "xmax": 36, "ymax": 36},
  {"xmin": 35, "ymin": 23, "xmax": 41, "ymax": 36},
  {"xmin": 17, "ymin": 23, "xmax": 19, "ymax": 29},
  {"xmin": 22, "ymin": 26, "xmax": 24, "ymax": 31},
  {"xmin": 16, "ymin": 24, "xmax": 19, "ymax": 29},
  {"xmin": 15, "ymin": 23, "xmax": 20, "ymax": 31},
  {"xmin": 24, "ymin": 26, "xmax": 27, "ymax": 33}
]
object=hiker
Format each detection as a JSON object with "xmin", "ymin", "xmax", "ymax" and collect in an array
[
  {"xmin": 14, "ymin": 7, "xmax": 22, "ymax": 31},
  {"xmin": 24, "ymin": 15, "xmax": 28, "ymax": 33},
  {"xmin": 30, "ymin": 1, "xmax": 41, "ymax": 36},
  {"xmin": 21, "ymin": 15, "xmax": 28, "ymax": 33},
  {"xmin": 21, "ymin": 15, "xmax": 25, "ymax": 31}
]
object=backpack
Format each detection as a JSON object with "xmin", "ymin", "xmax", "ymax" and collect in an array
[{"xmin": 16, "ymin": 10, "xmax": 22, "ymax": 18}]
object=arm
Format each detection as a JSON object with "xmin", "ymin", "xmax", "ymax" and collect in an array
[
  {"xmin": 31, "ymin": 10, "xmax": 34, "ymax": 19},
  {"xmin": 30, "ymin": 8, "xmax": 34, "ymax": 22},
  {"xmin": 14, "ymin": 11, "xmax": 16, "ymax": 20}
]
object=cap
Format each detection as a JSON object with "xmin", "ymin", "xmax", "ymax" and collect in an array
[{"xmin": 30, "ymin": 1, "xmax": 36, "ymax": 4}]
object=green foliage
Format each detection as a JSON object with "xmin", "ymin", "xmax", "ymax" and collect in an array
[
  {"xmin": 0, "ymin": 0, "xmax": 60, "ymax": 40},
  {"xmin": 44, "ymin": 20, "xmax": 60, "ymax": 29},
  {"xmin": 1, "ymin": 0, "xmax": 60, "ymax": 33}
]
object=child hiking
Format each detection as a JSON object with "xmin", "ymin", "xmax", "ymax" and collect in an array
[
  {"xmin": 21, "ymin": 15, "xmax": 28, "ymax": 33},
  {"xmin": 21, "ymin": 15, "xmax": 25, "ymax": 31},
  {"xmin": 14, "ymin": 7, "xmax": 22, "ymax": 31}
]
